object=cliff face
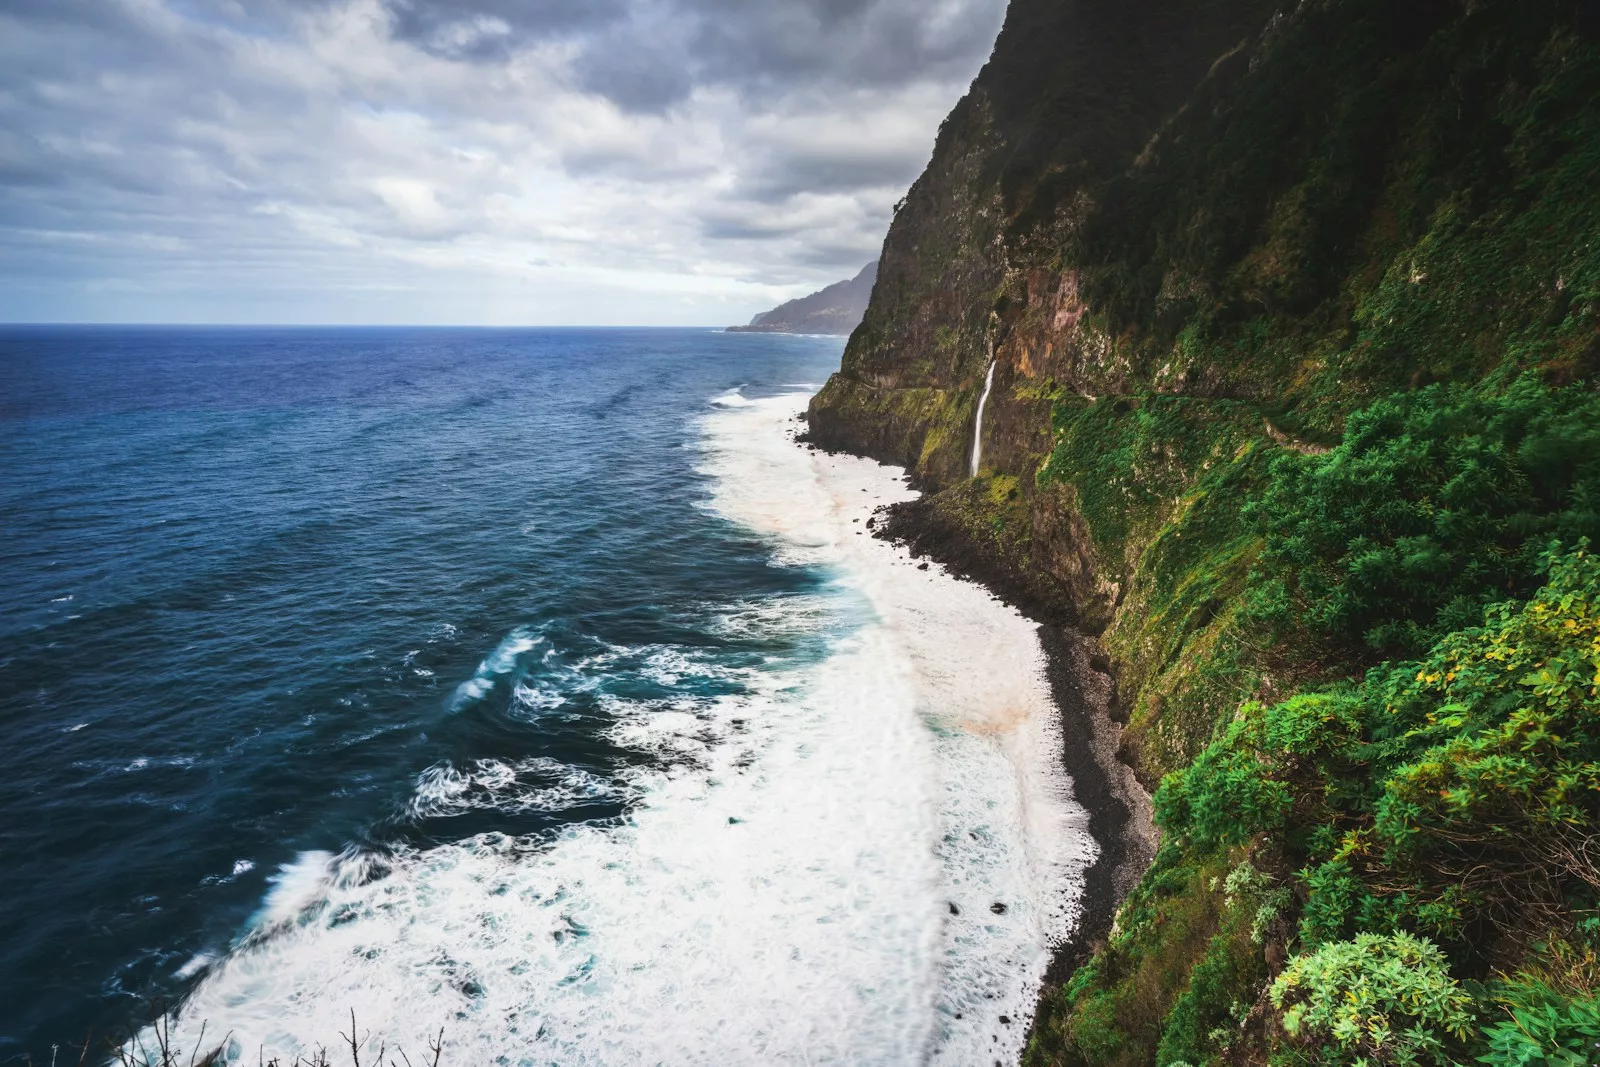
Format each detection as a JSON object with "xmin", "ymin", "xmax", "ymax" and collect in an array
[
  {"xmin": 818, "ymin": 0, "xmax": 1600, "ymax": 788},
  {"xmin": 810, "ymin": 1, "xmax": 1600, "ymax": 1062},
  {"xmin": 728, "ymin": 262, "xmax": 877, "ymax": 334},
  {"xmin": 810, "ymin": 0, "xmax": 1279, "ymax": 472},
  {"xmin": 818, "ymin": 0, "xmax": 1600, "ymax": 487}
]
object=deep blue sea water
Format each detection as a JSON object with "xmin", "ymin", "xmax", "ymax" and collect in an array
[{"xmin": 0, "ymin": 327, "xmax": 848, "ymax": 1058}]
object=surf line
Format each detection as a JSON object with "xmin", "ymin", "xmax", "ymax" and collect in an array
[{"xmin": 970, "ymin": 359, "xmax": 997, "ymax": 477}]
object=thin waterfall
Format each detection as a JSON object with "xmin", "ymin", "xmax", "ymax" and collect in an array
[{"xmin": 970, "ymin": 359, "xmax": 997, "ymax": 477}]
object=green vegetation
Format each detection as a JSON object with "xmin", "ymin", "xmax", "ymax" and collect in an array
[
  {"xmin": 1249, "ymin": 376, "xmax": 1600, "ymax": 657},
  {"xmin": 1480, "ymin": 981, "xmax": 1600, "ymax": 1066},
  {"xmin": 1162, "ymin": 543, "xmax": 1600, "ymax": 950},
  {"xmin": 1034, "ymin": 533, "xmax": 1600, "ymax": 1064},
  {"xmin": 1268, "ymin": 933, "xmax": 1474, "ymax": 1066},
  {"xmin": 814, "ymin": 0, "xmax": 1600, "ymax": 1060},
  {"xmin": 1027, "ymin": 336, "xmax": 1600, "ymax": 1067},
  {"xmin": 999, "ymin": 4, "xmax": 1600, "ymax": 1062}
]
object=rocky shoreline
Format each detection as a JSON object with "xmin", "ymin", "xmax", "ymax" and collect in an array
[{"xmin": 850, "ymin": 484, "xmax": 1158, "ymax": 1049}]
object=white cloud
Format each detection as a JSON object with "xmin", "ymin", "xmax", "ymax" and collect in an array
[{"xmin": 0, "ymin": 0, "xmax": 1004, "ymax": 324}]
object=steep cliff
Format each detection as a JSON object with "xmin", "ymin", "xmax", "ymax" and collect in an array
[
  {"xmin": 810, "ymin": 0, "xmax": 1600, "ymax": 1062},
  {"xmin": 728, "ymin": 262, "xmax": 877, "ymax": 334}
]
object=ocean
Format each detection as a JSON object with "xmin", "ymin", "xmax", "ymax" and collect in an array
[{"xmin": 0, "ymin": 326, "xmax": 1091, "ymax": 1066}]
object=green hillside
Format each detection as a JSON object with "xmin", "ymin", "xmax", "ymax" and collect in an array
[{"xmin": 808, "ymin": 1, "xmax": 1600, "ymax": 1062}]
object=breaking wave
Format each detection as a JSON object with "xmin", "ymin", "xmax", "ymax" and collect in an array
[{"xmin": 140, "ymin": 388, "xmax": 1092, "ymax": 1067}]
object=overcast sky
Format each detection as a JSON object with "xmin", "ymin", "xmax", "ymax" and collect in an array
[{"xmin": 0, "ymin": 0, "xmax": 1005, "ymax": 325}]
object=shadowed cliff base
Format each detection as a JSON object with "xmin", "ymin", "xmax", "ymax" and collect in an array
[{"xmin": 864, "ymin": 490, "xmax": 1158, "ymax": 1027}]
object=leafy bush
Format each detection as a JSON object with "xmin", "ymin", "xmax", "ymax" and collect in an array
[
  {"xmin": 1154, "ymin": 690, "xmax": 1370, "ymax": 857},
  {"xmin": 1160, "ymin": 544, "xmax": 1600, "ymax": 945},
  {"xmin": 1269, "ymin": 933, "xmax": 1474, "ymax": 1065},
  {"xmin": 1478, "ymin": 981, "xmax": 1600, "ymax": 1066},
  {"xmin": 1249, "ymin": 375, "xmax": 1600, "ymax": 656},
  {"xmin": 1367, "ymin": 542, "xmax": 1600, "ymax": 927},
  {"xmin": 1152, "ymin": 703, "xmax": 1292, "ymax": 851},
  {"xmin": 1222, "ymin": 861, "xmax": 1294, "ymax": 947}
]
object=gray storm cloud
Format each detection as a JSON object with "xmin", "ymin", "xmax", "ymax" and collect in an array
[{"xmin": 0, "ymin": 0, "xmax": 1004, "ymax": 324}]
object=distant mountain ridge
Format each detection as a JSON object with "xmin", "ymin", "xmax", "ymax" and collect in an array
[{"xmin": 728, "ymin": 262, "xmax": 877, "ymax": 335}]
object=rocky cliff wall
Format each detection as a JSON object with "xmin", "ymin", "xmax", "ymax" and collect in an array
[
  {"xmin": 808, "ymin": 1, "xmax": 1600, "ymax": 1062},
  {"xmin": 813, "ymin": 0, "xmax": 1600, "ymax": 774}
]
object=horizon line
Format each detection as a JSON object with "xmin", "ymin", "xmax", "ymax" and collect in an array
[{"xmin": 0, "ymin": 322, "xmax": 752, "ymax": 330}]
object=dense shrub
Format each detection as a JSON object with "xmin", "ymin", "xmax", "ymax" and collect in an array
[
  {"xmin": 1151, "ymin": 703, "xmax": 1292, "ymax": 851},
  {"xmin": 1268, "ymin": 933, "xmax": 1474, "ymax": 1065},
  {"xmin": 1333, "ymin": 542, "xmax": 1600, "ymax": 938},
  {"xmin": 1248, "ymin": 376, "xmax": 1600, "ymax": 656},
  {"xmin": 1369, "ymin": 546, "xmax": 1600, "ymax": 919},
  {"xmin": 1479, "ymin": 982, "xmax": 1600, "ymax": 1066},
  {"xmin": 1161, "ymin": 544, "xmax": 1600, "ymax": 944}
]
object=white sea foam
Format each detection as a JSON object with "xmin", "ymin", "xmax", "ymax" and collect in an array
[
  {"xmin": 449, "ymin": 627, "xmax": 543, "ymax": 711},
  {"xmin": 147, "ymin": 389, "xmax": 1092, "ymax": 1067},
  {"xmin": 708, "ymin": 386, "xmax": 755, "ymax": 408},
  {"xmin": 697, "ymin": 391, "xmax": 1094, "ymax": 1058},
  {"xmin": 252, "ymin": 851, "xmax": 336, "ymax": 934},
  {"xmin": 202, "ymin": 859, "xmax": 257, "ymax": 888},
  {"xmin": 408, "ymin": 758, "xmax": 620, "ymax": 819},
  {"xmin": 174, "ymin": 953, "xmax": 215, "ymax": 981},
  {"xmin": 705, "ymin": 594, "xmax": 834, "ymax": 640}
]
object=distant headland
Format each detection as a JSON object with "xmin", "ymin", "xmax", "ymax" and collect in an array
[{"xmin": 727, "ymin": 262, "xmax": 876, "ymax": 335}]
